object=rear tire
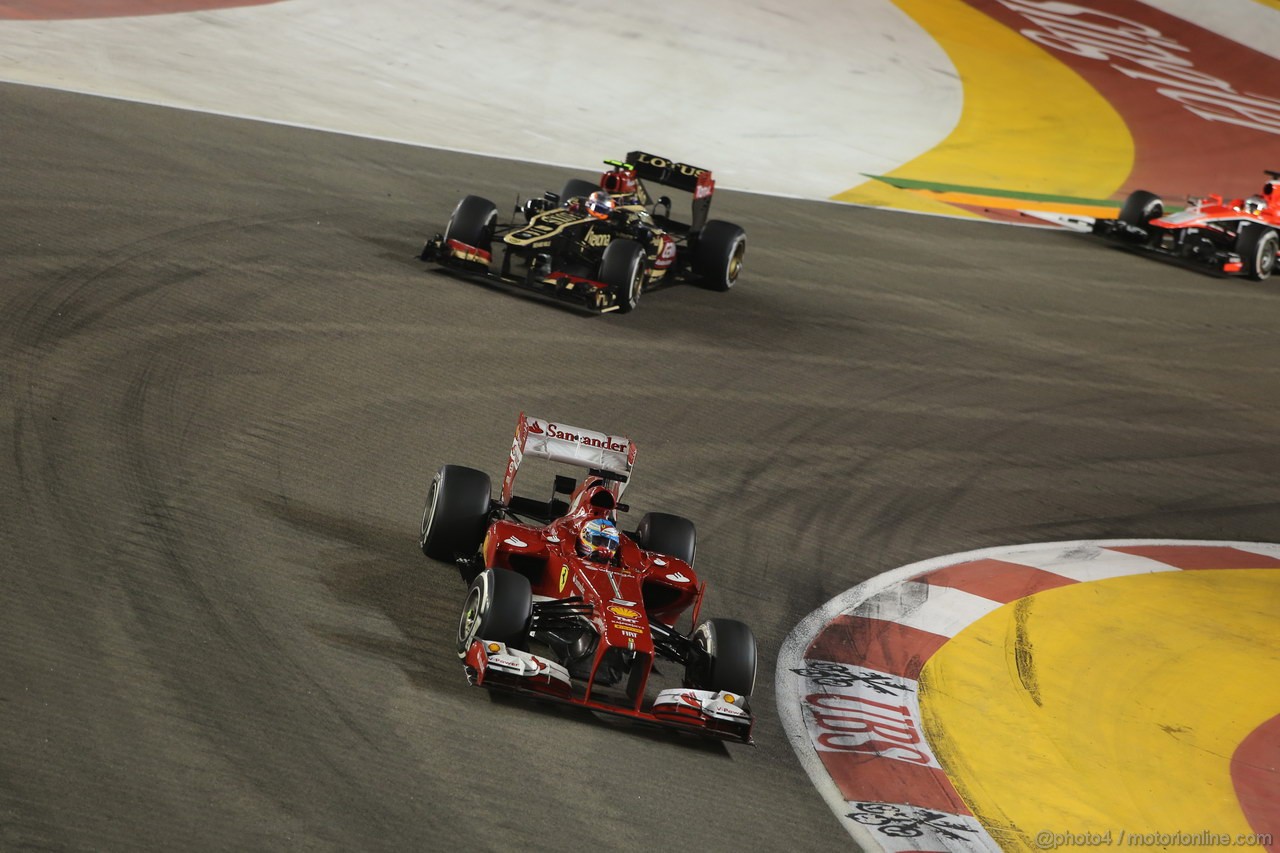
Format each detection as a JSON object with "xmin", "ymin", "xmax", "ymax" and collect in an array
[
  {"xmin": 420, "ymin": 465, "xmax": 492, "ymax": 560},
  {"xmin": 694, "ymin": 220, "xmax": 746, "ymax": 291},
  {"xmin": 457, "ymin": 569, "xmax": 533, "ymax": 658},
  {"xmin": 1238, "ymin": 227, "xmax": 1279, "ymax": 281},
  {"xmin": 1118, "ymin": 190, "xmax": 1163, "ymax": 227},
  {"xmin": 599, "ymin": 238, "xmax": 646, "ymax": 313},
  {"xmin": 560, "ymin": 178, "xmax": 600, "ymax": 206},
  {"xmin": 443, "ymin": 195, "xmax": 498, "ymax": 260},
  {"xmin": 635, "ymin": 512, "xmax": 696, "ymax": 566},
  {"xmin": 684, "ymin": 618, "xmax": 757, "ymax": 697}
]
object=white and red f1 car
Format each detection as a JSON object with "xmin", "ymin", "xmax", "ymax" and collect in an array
[
  {"xmin": 418, "ymin": 413, "xmax": 757, "ymax": 743},
  {"xmin": 1091, "ymin": 171, "xmax": 1280, "ymax": 281}
]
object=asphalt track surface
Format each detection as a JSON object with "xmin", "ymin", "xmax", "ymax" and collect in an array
[{"xmin": 3, "ymin": 82, "xmax": 1280, "ymax": 852}]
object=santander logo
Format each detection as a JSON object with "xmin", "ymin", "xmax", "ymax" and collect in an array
[
  {"xmin": 545, "ymin": 423, "xmax": 627, "ymax": 452},
  {"xmin": 527, "ymin": 420, "xmax": 545, "ymax": 435}
]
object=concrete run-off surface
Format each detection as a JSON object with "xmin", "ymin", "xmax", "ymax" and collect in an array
[{"xmin": 0, "ymin": 0, "xmax": 1276, "ymax": 205}]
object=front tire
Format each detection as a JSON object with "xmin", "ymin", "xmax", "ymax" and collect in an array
[
  {"xmin": 694, "ymin": 220, "xmax": 746, "ymax": 291},
  {"xmin": 635, "ymin": 512, "xmax": 696, "ymax": 566},
  {"xmin": 443, "ymin": 195, "xmax": 498, "ymax": 260},
  {"xmin": 457, "ymin": 569, "xmax": 533, "ymax": 658},
  {"xmin": 420, "ymin": 465, "xmax": 492, "ymax": 560},
  {"xmin": 1118, "ymin": 190, "xmax": 1163, "ymax": 226},
  {"xmin": 1238, "ymin": 226, "xmax": 1279, "ymax": 281},
  {"xmin": 684, "ymin": 618, "xmax": 757, "ymax": 697},
  {"xmin": 599, "ymin": 238, "xmax": 646, "ymax": 313}
]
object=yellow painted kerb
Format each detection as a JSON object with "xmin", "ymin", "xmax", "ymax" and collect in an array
[
  {"xmin": 839, "ymin": 0, "xmax": 1134, "ymax": 218},
  {"xmin": 919, "ymin": 569, "xmax": 1280, "ymax": 850}
]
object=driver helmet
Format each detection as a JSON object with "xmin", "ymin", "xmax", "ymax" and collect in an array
[
  {"xmin": 1244, "ymin": 194, "xmax": 1267, "ymax": 215},
  {"xmin": 585, "ymin": 190, "xmax": 614, "ymax": 220},
  {"xmin": 577, "ymin": 518, "xmax": 619, "ymax": 563}
]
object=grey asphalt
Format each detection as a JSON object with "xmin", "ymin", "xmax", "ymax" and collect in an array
[{"xmin": 3, "ymin": 82, "xmax": 1279, "ymax": 852}]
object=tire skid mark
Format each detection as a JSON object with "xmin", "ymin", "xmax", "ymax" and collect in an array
[{"xmin": 1012, "ymin": 596, "xmax": 1041, "ymax": 707}]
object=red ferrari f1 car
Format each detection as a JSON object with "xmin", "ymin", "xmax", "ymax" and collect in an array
[
  {"xmin": 418, "ymin": 413, "xmax": 757, "ymax": 743},
  {"xmin": 1091, "ymin": 171, "xmax": 1280, "ymax": 281},
  {"xmin": 418, "ymin": 151, "xmax": 746, "ymax": 313}
]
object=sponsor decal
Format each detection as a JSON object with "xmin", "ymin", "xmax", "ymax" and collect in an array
[
  {"xmin": 844, "ymin": 802, "xmax": 978, "ymax": 843},
  {"xmin": 542, "ymin": 423, "xmax": 628, "ymax": 453},
  {"xmin": 694, "ymin": 182, "xmax": 712, "ymax": 200},
  {"xmin": 527, "ymin": 420, "xmax": 544, "ymax": 435},
  {"xmin": 652, "ymin": 235, "xmax": 677, "ymax": 270},
  {"xmin": 503, "ymin": 536, "xmax": 528, "ymax": 548},
  {"xmin": 790, "ymin": 661, "xmax": 911, "ymax": 696},
  {"xmin": 994, "ymin": 0, "xmax": 1280, "ymax": 136},
  {"xmin": 559, "ymin": 564, "xmax": 569, "ymax": 593},
  {"xmin": 583, "ymin": 230, "xmax": 611, "ymax": 248},
  {"xmin": 511, "ymin": 208, "xmax": 586, "ymax": 241},
  {"xmin": 652, "ymin": 557, "xmax": 667, "ymax": 566},
  {"xmin": 665, "ymin": 571, "xmax": 690, "ymax": 583},
  {"xmin": 546, "ymin": 534, "xmax": 560, "ymax": 543},
  {"xmin": 803, "ymin": 691, "xmax": 933, "ymax": 764},
  {"xmin": 633, "ymin": 152, "xmax": 706, "ymax": 178},
  {"xmin": 617, "ymin": 625, "xmax": 643, "ymax": 635},
  {"xmin": 608, "ymin": 605, "xmax": 640, "ymax": 619}
]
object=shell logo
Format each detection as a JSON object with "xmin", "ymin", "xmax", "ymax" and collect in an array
[{"xmin": 608, "ymin": 605, "xmax": 640, "ymax": 619}]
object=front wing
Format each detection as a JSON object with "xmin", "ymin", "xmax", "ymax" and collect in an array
[
  {"xmin": 1091, "ymin": 218, "xmax": 1247, "ymax": 275},
  {"xmin": 463, "ymin": 638, "xmax": 754, "ymax": 744},
  {"xmin": 420, "ymin": 234, "xmax": 621, "ymax": 313}
]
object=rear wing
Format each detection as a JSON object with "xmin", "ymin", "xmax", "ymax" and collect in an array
[
  {"xmin": 626, "ymin": 150, "xmax": 715, "ymax": 232},
  {"xmin": 501, "ymin": 412, "xmax": 638, "ymax": 505}
]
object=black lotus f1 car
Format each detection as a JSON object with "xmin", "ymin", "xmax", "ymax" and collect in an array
[{"xmin": 419, "ymin": 151, "xmax": 747, "ymax": 313}]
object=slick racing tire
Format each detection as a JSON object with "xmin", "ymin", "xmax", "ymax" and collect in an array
[
  {"xmin": 1237, "ymin": 226, "xmax": 1279, "ymax": 281},
  {"xmin": 599, "ymin": 238, "xmax": 646, "ymax": 313},
  {"xmin": 456, "ymin": 568, "xmax": 533, "ymax": 659},
  {"xmin": 560, "ymin": 178, "xmax": 600, "ymax": 207},
  {"xmin": 443, "ymin": 195, "xmax": 498, "ymax": 259},
  {"xmin": 684, "ymin": 618, "xmax": 757, "ymax": 697},
  {"xmin": 1118, "ymin": 190, "xmax": 1163, "ymax": 228},
  {"xmin": 694, "ymin": 220, "xmax": 746, "ymax": 291},
  {"xmin": 635, "ymin": 512, "xmax": 696, "ymax": 567},
  {"xmin": 420, "ymin": 465, "xmax": 492, "ymax": 561}
]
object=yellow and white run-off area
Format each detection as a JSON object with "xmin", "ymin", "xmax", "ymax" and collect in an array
[
  {"xmin": 777, "ymin": 541, "xmax": 1280, "ymax": 852},
  {"xmin": 923, "ymin": 567, "xmax": 1279, "ymax": 848}
]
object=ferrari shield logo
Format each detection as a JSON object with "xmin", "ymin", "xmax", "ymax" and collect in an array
[{"xmin": 559, "ymin": 564, "xmax": 569, "ymax": 592}]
